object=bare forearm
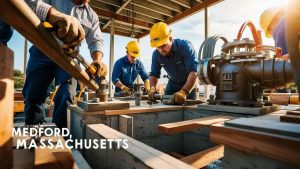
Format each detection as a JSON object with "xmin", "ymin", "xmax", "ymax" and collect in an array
[
  {"xmin": 150, "ymin": 76, "xmax": 158, "ymax": 88},
  {"xmin": 182, "ymin": 71, "xmax": 197, "ymax": 93},
  {"xmin": 91, "ymin": 51, "xmax": 103, "ymax": 62}
]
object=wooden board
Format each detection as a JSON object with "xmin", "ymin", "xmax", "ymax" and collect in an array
[
  {"xmin": 280, "ymin": 115, "xmax": 300, "ymax": 124},
  {"xmin": 197, "ymin": 104, "xmax": 279, "ymax": 115},
  {"xmin": 159, "ymin": 115, "xmax": 235, "ymax": 135},
  {"xmin": 77, "ymin": 100, "xmax": 130, "ymax": 112},
  {"xmin": 286, "ymin": 110, "xmax": 300, "ymax": 116},
  {"xmin": 210, "ymin": 124, "xmax": 300, "ymax": 167},
  {"xmin": 225, "ymin": 118, "xmax": 300, "ymax": 138},
  {"xmin": 12, "ymin": 149, "xmax": 34, "ymax": 169},
  {"xmin": 86, "ymin": 124, "xmax": 195, "ymax": 169},
  {"xmin": 180, "ymin": 145, "xmax": 224, "ymax": 168},
  {"xmin": 169, "ymin": 152, "xmax": 185, "ymax": 159},
  {"xmin": 14, "ymin": 91, "xmax": 24, "ymax": 101},
  {"xmin": 14, "ymin": 101, "xmax": 24, "ymax": 113},
  {"xmin": 0, "ymin": 43, "xmax": 14, "ymax": 169}
]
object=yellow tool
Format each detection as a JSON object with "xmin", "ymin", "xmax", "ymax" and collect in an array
[{"xmin": 43, "ymin": 22, "xmax": 97, "ymax": 77}]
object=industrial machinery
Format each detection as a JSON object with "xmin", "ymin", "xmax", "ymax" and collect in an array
[{"xmin": 197, "ymin": 21, "xmax": 294, "ymax": 107}]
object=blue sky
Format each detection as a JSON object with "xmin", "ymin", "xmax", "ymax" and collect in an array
[{"xmin": 8, "ymin": 0, "xmax": 288, "ymax": 80}]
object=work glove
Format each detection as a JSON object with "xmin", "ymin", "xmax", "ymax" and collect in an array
[
  {"xmin": 120, "ymin": 85, "xmax": 131, "ymax": 96},
  {"xmin": 90, "ymin": 61, "xmax": 107, "ymax": 78},
  {"xmin": 144, "ymin": 79, "xmax": 150, "ymax": 93},
  {"xmin": 170, "ymin": 89, "xmax": 188, "ymax": 105},
  {"xmin": 148, "ymin": 87, "xmax": 156, "ymax": 102},
  {"xmin": 47, "ymin": 8, "xmax": 85, "ymax": 48}
]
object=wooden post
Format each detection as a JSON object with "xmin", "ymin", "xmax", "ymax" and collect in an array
[
  {"xmin": 109, "ymin": 18, "xmax": 115, "ymax": 98},
  {"xmin": 204, "ymin": 7, "xmax": 211, "ymax": 101},
  {"xmin": 119, "ymin": 115, "xmax": 133, "ymax": 137},
  {"xmin": 0, "ymin": 43, "xmax": 14, "ymax": 169},
  {"xmin": 23, "ymin": 39, "xmax": 28, "ymax": 81}
]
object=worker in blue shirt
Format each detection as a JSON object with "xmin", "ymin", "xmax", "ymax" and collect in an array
[
  {"xmin": 260, "ymin": 7, "xmax": 288, "ymax": 57},
  {"xmin": 0, "ymin": 19, "xmax": 13, "ymax": 46},
  {"xmin": 148, "ymin": 22, "xmax": 199, "ymax": 104},
  {"xmin": 112, "ymin": 41, "xmax": 150, "ymax": 95},
  {"xmin": 23, "ymin": 0, "xmax": 104, "ymax": 128}
]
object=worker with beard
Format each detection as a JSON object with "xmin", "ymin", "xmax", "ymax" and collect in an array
[
  {"xmin": 112, "ymin": 41, "xmax": 150, "ymax": 96},
  {"xmin": 148, "ymin": 22, "xmax": 199, "ymax": 104},
  {"xmin": 23, "ymin": 0, "xmax": 104, "ymax": 128}
]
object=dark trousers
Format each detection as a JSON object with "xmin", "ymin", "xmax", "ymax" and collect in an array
[{"xmin": 22, "ymin": 47, "xmax": 76, "ymax": 128}]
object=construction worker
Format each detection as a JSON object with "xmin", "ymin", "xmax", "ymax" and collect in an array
[
  {"xmin": 112, "ymin": 41, "xmax": 150, "ymax": 96},
  {"xmin": 23, "ymin": 0, "xmax": 104, "ymax": 128},
  {"xmin": 0, "ymin": 19, "xmax": 13, "ymax": 46},
  {"xmin": 260, "ymin": 7, "xmax": 287, "ymax": 56},
  {"xmin": 148, "ymin": 22, "xmax": 198, "ymax": 104}
]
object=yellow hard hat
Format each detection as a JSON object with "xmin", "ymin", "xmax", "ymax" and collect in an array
[
  {"xmin": 150, "ymin": 22, "xmax": 172, "ymax": 48},
  {"xmin": 126, "ymin": 41, "xmax": 140, "ymax": 58},
  {"xmin": 260, "ymin": 6, "xmax": 284, "ymax": 38}
]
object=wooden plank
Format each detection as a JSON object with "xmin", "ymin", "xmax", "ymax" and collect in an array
[
  {"xmin": 12, "ymin": 149, "xmax": 34, "ymax": 169},
  {"xmin": 286, "ymin": 110, "xmax": 300, "ymax": 116},
  {"xmin": 159, "ymin": 115, "xmax": 235, "ymax": 135},
  {"xmin": 225, "ymin": 118, "xmax": 300, "ymax": 138},
  {"xmin": 169, "ymin": 152, "xmax": 185, "ymax": 159},
  {"xmin": 180, "ymin": 145, "xmax": 224, "ymax": 168},
  {"xmin": 0, "ymin": 43, "xmax": 14, "ymax": 169},
  {"xmin": 210, "ymin": 124, "xmax": 300, "ymax": 167},
  {"xmin": 197, "ymin": 104, "xmax": 279, "ymax": 115},
  {"xmin": 280, "ymin": 115, "xmax": 300, "ymax": 124},
  {"xmin": 14, "ymin": 91, "xmax": 24, "ymax": 101},
  {"xmin": 14, "ymin": 101, "xmax": 24, "ymax": 113},
  {"xmin": 87, "ymin": 124, "xmax": 195, "ymax": 169},
  {"xmin": 77, "ymin": 100, "xmax": 130, "ymax": 111}
]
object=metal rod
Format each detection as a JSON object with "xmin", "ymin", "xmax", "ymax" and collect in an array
[
  {"xmin": 109, "ymin": 18, "xmax": 115, "ymax": 97},
  {"xmin": 0, "ymin": 0, "xmax": 99, "ymax": 91},
  {"xmin": 23, "ymin": 39, "xmax": 27, "ymax": 81}
]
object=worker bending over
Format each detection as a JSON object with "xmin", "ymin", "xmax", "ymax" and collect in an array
[
  {"xmin": 260, "ymin": 6, "xmax": 288, "ymax": 57},
  {"xmin": 23, "ymin": 0, "xmax": 104, "ymax": 128},
  {"xmin": 112, "ymin": 41, "xmax": 150, "ymax": 96},
  {"xmin": 148, "ymin": 22, "xmax": 199, "ymax": 104}
]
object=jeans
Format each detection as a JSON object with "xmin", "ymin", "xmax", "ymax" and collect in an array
[{"xmin": 22, "ymin": 46, "xmax": 77, "ymax": 128}]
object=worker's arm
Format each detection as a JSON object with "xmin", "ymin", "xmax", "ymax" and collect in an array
[
  {"xmin": 182, "ymin": 71, "xmax": 197, "ymax": 93},
  {"xmin": 149, "ymin": 76, "xmax": 158, "ymax": 88},
  {"xmin": 25, "ymin": 0, "xmax": 85, "ymax": 48}
]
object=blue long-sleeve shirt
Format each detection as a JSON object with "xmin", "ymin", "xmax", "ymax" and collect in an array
[
  {"xmin": 24, "ymin": 0, "xmax": 103, "ymax": 55},
  {"xmin": 150, "ymin": 39, "xmax": 198, "ymax": 84},
  {"xmin": 0, "ymin": 19, "xmax": 13, "ymax": 46},
  {"xmin": 273, "ymin": 18, "xmax": 288, "ymax": 55},
  {"xmin": 112, "ymin": 56, "xmax": 149, "ymax": 92}
]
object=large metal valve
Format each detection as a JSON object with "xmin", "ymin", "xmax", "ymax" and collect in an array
[{"xmin": 198, "ymin": 21, "xmax": 294, "ymax": 107}]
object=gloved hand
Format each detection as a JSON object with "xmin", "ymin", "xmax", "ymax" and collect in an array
[
  {"xmin": 170, "ymin": 89, "xmax": 188, "ymax": 105},
  {"xmin": 120, "ymin": 85, "xmax": 131, "ymax": 96},
  {"xmin": 148, "ymin": 87, "xmax": 156, "ymax": 102},
  {"xmin": 144, "ymin": 79, "xmax": 150, "ymax": 93},
  {"xmin": 90, "ymin": 61, "xmax": 107, "ymax": 78},
  {"xmin": 47, "ymin": 8, "xmax": 85, "ymax": 48}
]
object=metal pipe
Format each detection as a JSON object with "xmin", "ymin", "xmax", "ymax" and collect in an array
[
  {"xmin": 0, "ymin": 0, "xmax": 99, "ymax": 91},
  {"xmin": 109, "ymin": 18, "xmax": 115, "ymax": 98},
  {"xmin": 23, "ymin": 39, "xmax": 27, "ymax": 81}
]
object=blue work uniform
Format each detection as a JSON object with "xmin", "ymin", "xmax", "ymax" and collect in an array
[
  {"xmin": 150, "ymin": 39, "xmax": 198, "ymax": 98},
  {"xmin": 0, "ymin": 19, "xmax": 13, "ymax": 46},
  {"xmin": 273, "ymin": 18, "xmax": 288, "ymax": 55},
  {"xmin": 23, "ymin": 0, "xmax": 103, "ymax": 128},
  {"xmin": 112, "ymin": 56, "xmax": 149, "ymax": 93}
]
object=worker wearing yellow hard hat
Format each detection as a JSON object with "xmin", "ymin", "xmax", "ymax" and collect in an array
[
  {"xmin": 260, "ymin": 6, "xmax": 288, "ymax": 56},
  {"xmin": 148, "ymin": 22, "xmax": 199, "ymax": 104},
  {"xmin": 112, "ymin": 41, "xmax": 150, "ymax": 96}
]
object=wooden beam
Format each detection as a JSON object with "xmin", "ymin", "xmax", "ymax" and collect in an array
[
  {"xmin": 137, "ymin": 0, "xmax": 223, "ymax": 38},
  {"xmin": 280, "ymin": 115, "xmax": 300, "ymax": 124},
  {"xmin": 14, "ymin": 101, "xmax": 24, "ymax": 113},
  {"xmin": 92, "ymin": 7, "xmax": 152, "ymax": 30},
  {"xmin": 0, "ymin": 43, "xmax": 14, "ymax": 169},
  {"xmin": 180, "ymin": 145, "xmax": 224, "ymax": 168},
  {"xmin": 145, "ymin": 0, "xmax": 183, "ymax": 13},
  {"xmin": 286, "ymin": 110, "xmax": 300, "ymax": 116},
  {"xmin": 131, "ymin": 1, "xmax": 175, "ymax": 17},
  {"xmin": 159, "ymin": 115, "xmax": 235, "ymax": 135},
  {"xmin": 210, "ymin": 124, "xmax": 300, "ymax": 167},
  {"xmin": 102, "ymin": 28, "xmax": 132, "ymax": 38},
  {"xmin": 170, "ymin": 0, "xmax": 192, "ymax": 9},
  {"xmin": 169, "ymin": 152, "xmax": 185, "ymax": 159},
  {"xmin": 102, "ymin": 0, "xmax": 132, "ymax": 30}
]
